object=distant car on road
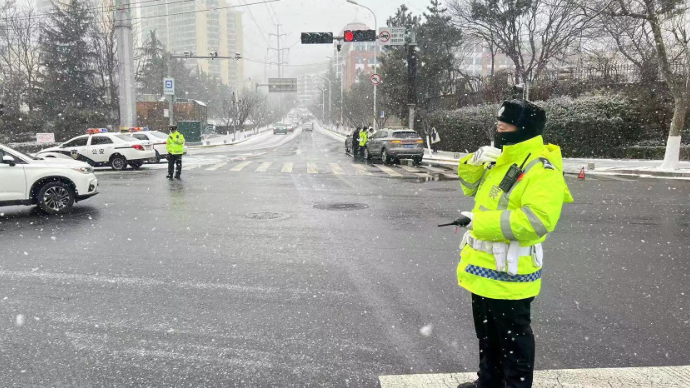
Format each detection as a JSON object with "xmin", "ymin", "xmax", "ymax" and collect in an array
[
  {"xmin": 362, "ymin": 129, "xmax": 424, "ymax": 165},
  {"xmin": 274, "ymin": 123, "xmax": 289, "ymax": 135},
  {"xmin": 303, "ymin": 122, "xmax": 313, "ymax": 132},
  {"xmin": 1, "ymin": 143, "xmax": 98, "ymax": 214},
  {"xmin": 36, "ymin": 129, "xmax": 156, "ymax": 171},
  {"xmin": 129, "ymin": 129, "xmax": 188, "ymax": 163}
]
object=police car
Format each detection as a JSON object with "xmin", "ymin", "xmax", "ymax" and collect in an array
[
  {"xmin": 127, "ymin": 128, "xmax": 188, "ymax": 163},
  {"xmin": 36, "ymin": 128, "xmax": 156, "ymax": 171}
]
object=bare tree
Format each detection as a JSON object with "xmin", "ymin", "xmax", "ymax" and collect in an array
[
  {"xmin": 586, "ymin": 0, "xmax": 689, "ymax": 169},
  {"xmin": 223, "ymin": 91, "xmax": 260, "ymax": 138},
  {"xmin": 90, "ymin": 6, "xmax": 119, "ymax": 128},
  {"xmin": 449, "ymin": 0, "xmax": 593, "ymax": 88}
]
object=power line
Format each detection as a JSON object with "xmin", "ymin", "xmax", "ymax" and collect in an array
[
  {"xmin": 239, "ymin": 0, "xmax": 271, "ymax": 46},
  {"xmin": 244, "ymin": 57, "xmax": 331, "ymax": 68}
]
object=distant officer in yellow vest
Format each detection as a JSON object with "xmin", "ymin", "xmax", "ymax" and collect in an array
[
  {"xmin": 454, "ymin": 100, "xmax": 573, "ymax": 388},
  {"xmin": 166, "ymin": 125, "xmax": 185, "ymax": 180},
  {"xmin": 358, "ymin": 128, "xmax": 368, "ymax": 159}
]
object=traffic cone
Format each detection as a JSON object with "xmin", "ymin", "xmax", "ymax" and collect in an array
[{"xmin": 578, "ymin": 167, "xmax": 586, "ymax": 180}]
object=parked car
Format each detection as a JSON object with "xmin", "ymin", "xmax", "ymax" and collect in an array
[
  {"xmin": 129, "ymin": 129, "xmax": 188, "ymax": 163},
  {"xmin": 362, "ymin": 129, "xmax": 424, "ymax": 165},
  {"xmin": 36, "ymin": 129, "xmax": 155, "ymax": 171},
  {"xmin": 0, "ymin": 143, "xmax": 98, "ymax": 214}
]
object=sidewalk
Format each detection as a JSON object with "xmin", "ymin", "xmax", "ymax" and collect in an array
[{"xmin": 191, "ymin": 127, "xmax": 272, "ymax": 148}]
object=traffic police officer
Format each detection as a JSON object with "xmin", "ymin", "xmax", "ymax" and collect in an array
[
  {"xmin": 454, "ymin": 100, "xmax": 573, "ymax": 388},
  {"xmin": 166, "ymin": 125, "xmax": 185, "ymax": 179},
  {"xmin": 358, "ymin": 126, "xmax": 368, "ymax": 160}
]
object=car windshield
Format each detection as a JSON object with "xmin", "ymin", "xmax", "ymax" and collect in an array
[{"xmin": 392, "ymin": 132, "xmax": 420, "ymax": 139}]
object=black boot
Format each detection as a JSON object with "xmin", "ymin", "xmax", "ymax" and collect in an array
[{"xmin": 166, "ymin": 175, "xmax": 173, "ymax": 180}]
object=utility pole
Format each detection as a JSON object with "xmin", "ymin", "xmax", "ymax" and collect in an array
[
  {"xmin": 167, "ymin": 55, "xmax": 174, "ymax": 126},
  {"xmin": 268, "ymin": 24, "xmax": 288, "ymax": 78},
  {"xmin": 114, "ymin": 0, "xmax": 136, "ymax": 130},
  {"xmin": 407, "ymin": 43, "xmax": 417, "ymax": 131}
]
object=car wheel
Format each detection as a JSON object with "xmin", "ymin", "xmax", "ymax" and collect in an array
[
  {"xmin": 37, "ymin": 181, "xmax": 74, "ymax": 215},
  {"xmin": 110, "ymin": 155, "xmax": 127, "ymax": 171},
  {"xmin": 382, "ymin": 149, "xmax": 391, "ymax": 165},
  {"xmin": 413, "ymin": 156, "xmax": 423, "ymax": 166},
  {"xmin": 130, "ymin": 161, "xmax": 143, "ymax": 170}
]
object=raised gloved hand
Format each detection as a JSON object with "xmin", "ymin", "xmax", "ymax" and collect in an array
[{"xmin": 468, "ymin": 146, "xmax": 502, "ymax": 166}]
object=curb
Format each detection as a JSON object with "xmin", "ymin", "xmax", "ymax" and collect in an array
[{"xmin": 190, "ymin": 130, "xmax": 272, "ymax": 149}]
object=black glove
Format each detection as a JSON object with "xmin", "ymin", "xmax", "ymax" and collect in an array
[{"xmin": 438, "ymin": 215, "xmax": 472, "ymax": 228}]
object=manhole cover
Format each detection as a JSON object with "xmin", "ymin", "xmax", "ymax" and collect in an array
[
  {"xmin": 428, "ymin": 188, "xmax": 456, "ymax": 192},
  {"xmin": 244, "ymin": 212, "xmax": 288, "ymax": 220},
  {"xmin": 313, "ymin": 202, "xmax": 370, "ymax": 211}
]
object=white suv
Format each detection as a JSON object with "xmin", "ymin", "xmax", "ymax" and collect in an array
[
  {"xmin": 0, "ymin": 143, "xmax": 99, "ymax": 214},
  {"xmin": 36, "ymin": 129, "xmax": 155, "ymax": 170}
]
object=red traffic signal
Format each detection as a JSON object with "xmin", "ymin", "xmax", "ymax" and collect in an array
[{"xmin": 344, "ymin": 30, "xmax": 354, "ymax": 42}]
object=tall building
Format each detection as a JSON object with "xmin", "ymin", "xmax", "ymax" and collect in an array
[
  {"xmin": 296, "ymin": 74, "xmax": 321, "ymax": 106},
  {"xmin": 136, "ymin": 0, "xmax": 244, "ymax": 90},
  {"xmin": 339, "ymin": 20, "xmax": 376, "ymax": 90}
]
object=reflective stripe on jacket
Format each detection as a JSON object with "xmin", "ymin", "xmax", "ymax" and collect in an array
[
  {"xmin": 358, "ymin": 131, "xmax": 368, "ymax": 147},
  {"xmin": 456, "ymin": 135, "xmax": 574, "ymax": 300},
  {"xmin": 167, "ymin": 132, "xmax": 185, "ymax": 155}
]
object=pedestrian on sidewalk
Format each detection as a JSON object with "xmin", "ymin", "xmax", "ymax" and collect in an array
[
  {"xmin": 166, "ymin": 125, "xmax": 185, "ymax": 180},
  {"xmin": 352, "ymin": 127, "xmax": 361, "ymax": 160},
  {"xmin": 454, "ymin": 100, "xmax": 573, "ymax": 388}
]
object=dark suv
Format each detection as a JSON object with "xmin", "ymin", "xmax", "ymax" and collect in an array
[{"xmin": 362, "ymin": 129, "xmax": 424, "ymax": 165}]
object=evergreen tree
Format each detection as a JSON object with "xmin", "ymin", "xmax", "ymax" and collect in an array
[{"xmin": 37, "ymin": 0, "xmax": 106, "ymax": 139}]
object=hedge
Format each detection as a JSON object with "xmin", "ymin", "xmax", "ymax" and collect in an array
[{"xmin": 429, "ymin": 95, "xmax": 688, "ymax": 159}]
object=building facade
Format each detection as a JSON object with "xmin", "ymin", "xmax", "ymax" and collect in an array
[
  {"xmin": 339, "ymin": 21, "xmax": 376, "ymax": 90},
  {"xmin": 136, "ymin": 0, "xmax": 244, "ymax": 90}
]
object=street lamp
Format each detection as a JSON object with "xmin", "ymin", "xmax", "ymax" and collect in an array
[
  {"xmin": 346, "ymin": 0, "xmax": 378, "ymax": 130},
  {"xmin": 316, "ymin": 87, "xmax": 326, "ymax": 121},
  {"xmin": 314, "ymin": 74, "xmax": 332, "ymax": 124}
]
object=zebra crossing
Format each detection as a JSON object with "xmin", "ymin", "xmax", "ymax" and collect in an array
[{"xmin": 184, "ymin": 160, "xmax": 458, "ymax": 179}]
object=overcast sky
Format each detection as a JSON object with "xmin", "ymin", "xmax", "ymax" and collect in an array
[{"xmin": 238, "ymin": 0, "xmax": 434, "ymax": 80}]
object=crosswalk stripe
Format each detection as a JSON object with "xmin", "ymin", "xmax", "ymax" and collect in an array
[
  {"xmin": 351, "ymin": 164, "xmax": 372, "ymax": 176},
  {"xmin": 329, "ymin": 163, "xmax": 345, "ymax": 175},
  {"xmin": 379, "ymin": 365, "xmax": 690, "ymax": 388},
  {"xmin": 182, "ymin": 165, "xmax": 198, "ymax": 171},
  {"xmin": 256, "ymin": 162, "xmax": 272, "ymax": 172},
  {"xmin": 230, "ymin": 161, "xmax": 252, "ymax": 171},
  {"xmin": 375, "ymin": 165, "xmax": 403, "ymax": 177},
  {"xmin": 415, "ymin": 172, "xmax": 432, "ymax": 178},
  {"xmin": 307, "ymin": 163, "xmax": 319, "ymax": 174},
  {"xmin": 206, "ymin": 162, "xmax": 227, "ymax": 171},
  {"xmin": 400, "ymin": 165, "xmax": 422, "ymax": 173},
  {"xmin": 423, "ymin": 165, "xmax": 458, "ymax": 179},
  {"xmin": 281, "ymin": 162, "xmax": 293, "ymax": 173}
]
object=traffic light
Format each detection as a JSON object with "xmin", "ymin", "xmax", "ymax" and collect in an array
[
  {"xmin": 301, "ymin": 32, "xmax": 334, "ymax": 44},
  {"xmin": 343, "ymin": 29, "xmax": 376, "ymax": 42}
]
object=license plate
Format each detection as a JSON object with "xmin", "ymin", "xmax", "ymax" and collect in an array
[
  {"xmin": 145, "ymin": 145, "xmax": 152, "ymax": 150},
  {"xmin": 404, "ymin": 145, "xmax": 415, "ymax": 148}
]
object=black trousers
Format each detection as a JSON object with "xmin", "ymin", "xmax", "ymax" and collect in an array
[
  {"xmin": 167, "ymin": 154, "xmax": 182, "ymax": 177},
  {"xmin": 471, "ymin": 293, "xmax": 535, "ymax": 388}
]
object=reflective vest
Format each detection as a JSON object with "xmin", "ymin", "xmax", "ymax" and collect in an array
[
  {"xmin": 359, "ymin": 130, "xmax": 368, "ymax": 147},
  {"xmin": 166, "ymin": 132, "xmax": 185, "ymax": 155},
  {"xmin": 456, "ymin": 135, "xmax": 574, "ymax": 300}
]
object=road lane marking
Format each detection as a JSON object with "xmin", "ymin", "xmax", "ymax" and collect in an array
[
  {"xmin": 230, "ymin": 161, "xmax": 252, "ymax": 171},
  {"xmin": 415, "ymin": 172, "xmax": 432, "ymax": 179},
  {"xmin": 351, "ymin": 164, "xmax": 372, "ymax": 176},
  {"xmin": 281, "ymin": 162, "xmax": 293, "ymax": 173},
  {"xmin": 329, "ymin": 163, "xmax": 345, "ymax": 175},
  {"xmin": 307, "ymin": 163, "xmax": 318, "ymax": 174},
  {"xmin": 375, "ymin": 165, "xmax": 403, "ymax": 177},
  {"xmin": 256, "ymin": 162, "xmax": 272, "ymax": 172},
  {"xmin": 206, "ymin": 162, "xmax": 227, "ymax": 171},
  {"xmin": 379, "ymin": 365, "xmax": 690, "ymax": 388},
  {"xmin": 182, "ymin": 165, "xmax": 198, "ymax": 171},
  {"xmin": 423, "ymin": 165, "xmax": 458, "ymax": 179}
]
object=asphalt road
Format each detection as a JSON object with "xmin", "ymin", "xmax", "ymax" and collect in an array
[{"xmin": 1, "ymin": 126, "xmax": 689, "ymax": 387}]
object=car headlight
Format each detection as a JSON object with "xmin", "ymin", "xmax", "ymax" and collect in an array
[{"xmin": 72, "ymin": 166, "xmax": 93, "ymax": 174}]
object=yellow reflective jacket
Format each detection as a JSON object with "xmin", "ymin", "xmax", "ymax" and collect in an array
[
  {"xmin": 359, "ymin": 130, "xmax": 368, "ymax": 147},
  {"xmin": 456, "ymin": 135, "xmax": 574, "ymax": 300},
  {"xmin": 166, "ymin": 132, "xmax": 185, "ymax": 155}
]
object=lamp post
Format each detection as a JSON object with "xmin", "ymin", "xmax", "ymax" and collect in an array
[
  {"xmin": 316, "ymin": 87, "xmax": 326, "ymax": 121},
  {"xmin": 346, "ymin": 0, "xmax": 377, "ymax": 130},
  {"xmin": 314, "ymin": 75, "xmax": 332, "ymax": 124}
]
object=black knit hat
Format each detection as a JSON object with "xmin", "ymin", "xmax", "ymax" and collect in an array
[{"xmin": 497, "ymin": 100, "xmax": 546, "ymax": 137}]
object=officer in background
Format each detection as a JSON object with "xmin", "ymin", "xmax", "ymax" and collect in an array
[
  {"xmin": 166, "ymin": 125, "xmax": 185, "ymax": 180},
  {"xmin": 358, "ymin": 126, "xmax": 368, "ymax": 160},
  {"xmin": 352, "ymin": 127, "xmax": 361, "ymax": 160},
  {"xmin": 454, "ymin": 100, "xmax": 573, "ymax": 388}
]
